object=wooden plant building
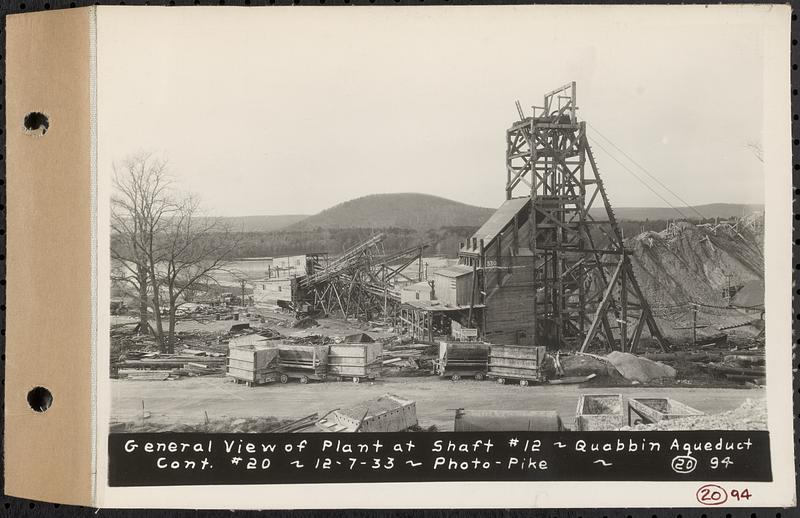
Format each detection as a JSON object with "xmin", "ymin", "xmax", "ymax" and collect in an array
[{"xmin": 402, "ymin": 83, "xmax": 668, "ymax": 353}]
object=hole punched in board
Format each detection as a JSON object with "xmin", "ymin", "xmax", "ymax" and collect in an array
[
  {"xmin": 26, "ymin": 386, "xmax": 53, "ymax": 412},
  {"xmin": 23, "ymin": 111, "xmax": 49, "ymax": 136}
]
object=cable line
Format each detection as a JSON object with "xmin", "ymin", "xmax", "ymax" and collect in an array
[
  {"xmin": 588, "ymin": 122, "xmax": 708, "ymax": 220},
  {"xmin": 587, "ymin": 136, "xmax": 690, "ymax": 219}
]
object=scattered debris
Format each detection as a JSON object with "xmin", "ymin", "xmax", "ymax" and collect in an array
[
  {"xmin": 272, "ymin": 413, "xmax": 322, "ymax": 433},
  {"xmin": 115, "ymin": 370, "xmax": 172, "ymax": 381},
  {"xmin": 293, "ymin": 317, "xmax": 319, "ymax": 329},
  {"xmin": 547, "ymin": 373, "xmax": 596, "ymax": 385},
  {"xmin": 229, "ymin": 323, "xmax": 251, "ymax": 333},
  {"xmin": 697, "ymin": 349, "xmax": 766, "ymax": 385}
]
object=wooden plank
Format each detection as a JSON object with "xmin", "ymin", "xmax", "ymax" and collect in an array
[{"xmin": 579, "ymin": 259, "xmax": 623, "ymax": 352}]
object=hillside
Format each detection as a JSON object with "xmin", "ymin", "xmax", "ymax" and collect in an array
[
  {"xmin": 288, "ymin": 193, "xmax": 495, "ymax": 232},
  {"xmin": 218, "ymin": 214, "xmax": 308, "ymax": 232},
  {"xmin": 219, "ymin": 201, "xmax": 762, "ymax": 233},
  {"xmin": 590, "ymin": 203, "xmax": 763, "ymax": 222}
]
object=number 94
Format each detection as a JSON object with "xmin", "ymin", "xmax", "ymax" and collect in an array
[{"xmin": 710, "ymin": 456, "xmax": 733, "ymax": 469}]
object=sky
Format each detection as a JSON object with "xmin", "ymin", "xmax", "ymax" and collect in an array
[{"xmin": 97, "ymin": 5, "xmax": 771, "ymax": 217}]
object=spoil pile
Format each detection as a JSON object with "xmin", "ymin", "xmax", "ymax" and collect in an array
[
  {"xmin": 626, "ymin": 219, "xmax": 764, "ymax": 341},
  {"xmin": 624, "ymin": 398, "xmax": 767, "ymax": 431}
]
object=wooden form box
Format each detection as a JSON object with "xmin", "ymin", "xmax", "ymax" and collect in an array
[
  {"xmin": 574, "ymin": 394, "xmax": 625, "ymax": 431},
  {"xmin": 628, "ymin": 398, "xmax": 704, "ymax": 426}
]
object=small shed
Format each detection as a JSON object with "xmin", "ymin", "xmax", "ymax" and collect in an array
[
  {"xmin": 432, "ymin": 265, "xmax": 475, "ymax": 307},
  {"xmin": 400, "ymin": 281, "xmax": 434, "ymax": 304},
  {"xmin": 252, "ymin": 277, "xmax": 293, "ymax": 306}
]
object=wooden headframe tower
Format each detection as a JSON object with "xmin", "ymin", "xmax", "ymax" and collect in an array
[{"xmin": 506, "ymin": 82, "xmax": 668, "ymax": 352}]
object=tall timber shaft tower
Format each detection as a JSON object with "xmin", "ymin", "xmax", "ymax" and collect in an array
[{"xmin": 506, "ymin": 82, "xmax": 667, "ymax": 352}]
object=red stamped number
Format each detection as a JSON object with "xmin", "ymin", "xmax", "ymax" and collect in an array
[{"xmin": 696, "ymin": 484, "xmax": 728, "ymax": 505}]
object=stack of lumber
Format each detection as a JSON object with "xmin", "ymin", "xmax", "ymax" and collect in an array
[
  {"xmin": 116, "ymin": 369, "xmax": 173, "ymax": 381},
  {"xmin": 270, "ymin": 413, "xmax": 320, "ymax": 433},
  {"xmin": 697, "ymin": 350, "xmax": 765, "ymax": 385},
  {"xmin": 380, "ymin": 343, "xmax": 434, "ymax": 372},
  {"xmin": 115, "ymin": 353, "xmax": 226, "ymax": 376},
  {"xmin": 643, "ymin": 351, "xmax": 723, "ymax": 363}
]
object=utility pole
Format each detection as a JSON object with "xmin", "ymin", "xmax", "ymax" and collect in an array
[
  {"xmin": 240, "ymin": 279, "xmax": 247, "ymax": 308},
  {"xmin": 691, "ymin": 303, "xmax": 698, "ymax": 347},
  {"xmin": 723, "ymin": 273, "xmax": 733, "ymax": 302}
]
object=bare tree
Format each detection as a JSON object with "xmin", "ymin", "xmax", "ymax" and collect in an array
[
  {"xmin": 111, "ymin": 153, "xmax": 172, "ymax": 337},
  {"xmin": 159, "ymin": 196, "xmax": 239, "ymax": 352},
  {"xmin": 111, "ymin": 152, "xmax": 177, "ymax": 351},
  {"xmin": 111, "ymin": 152, "xmax": 239, "ymax": 353}
]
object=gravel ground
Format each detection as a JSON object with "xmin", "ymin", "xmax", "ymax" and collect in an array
[
  {"xmin": 111, "ymin": 376, "xmax": 763, "ymax": 431},
  {"xmin": 623, "ymin": 398, "xmax": 767, "ymax": 430}
]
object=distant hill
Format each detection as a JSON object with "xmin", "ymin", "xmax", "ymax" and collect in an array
[
  {"xmin": 288, "ymin": 193, "xmax": 495, "ymax": 231},
  {"xmin": 590, "ymin": 203, "xmax": 764, "ymax": 221},
  {"xmin": 218, "ymin": 199, "xmax": 763, "ymax": 259},
  {"xmin": 218, "ymin": 214, "xmax": 308, "ymax": 232},
  {"xmin": 218, "ymin": 202, "xmax": 762, "ymax": 234}
]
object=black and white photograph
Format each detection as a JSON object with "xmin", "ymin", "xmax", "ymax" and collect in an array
[
  {"xmin": 84, "ymin": 4, "xmax": 793, "ymax": 508},
  {"xmin": 105, "ymin": 8, "xmax": 774, "ymax": 436}
]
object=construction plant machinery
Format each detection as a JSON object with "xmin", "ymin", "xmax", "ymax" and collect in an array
[
  {"xmin": 456, "ymin": 82, "xmax": 668, "ymax": 353},
  {"xmin": 294, "ymin": 234, "xmax": 427, "ymax": 322}
]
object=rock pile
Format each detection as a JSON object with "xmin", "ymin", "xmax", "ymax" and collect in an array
[{"xmin": 605, "ymin": 351, "xmax": 676, "ymax": 383}]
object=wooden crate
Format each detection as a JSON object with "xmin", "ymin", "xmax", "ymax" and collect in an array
[
  {"xmin": 487, "ymin": 344, "xmax": 546, "ymax": 383},
  {"xmin": 628, "ymin": 398, "xmax": 704, "ymax": 425},
  {"xmin": 227, "ymin": 345, "xmax": 279, "ymax": 385},
  {"xmin": 328, "ymin": 343, "xmax": 383, "ymax": 380},
  {"xmin": 574, "ymin": 394, "xmax": 625, "ymax": 431}
]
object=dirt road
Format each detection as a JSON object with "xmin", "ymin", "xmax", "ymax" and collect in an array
[{"xmin": 111, "ymin": 376, "xmax": 763, "ymax": 431}]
